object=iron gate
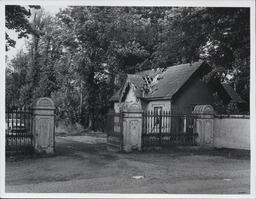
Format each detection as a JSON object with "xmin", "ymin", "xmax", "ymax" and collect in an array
[
  {"xmin": 105, "ymin": 111, "xmax": 123, "ymax": 149},
  {"xmin": 5, "ymin": 107, "xmax": 34, "ymax": 154},
  {"xmin": 142, "ymin": 111, "xmax": 198, "ymax": 147}
]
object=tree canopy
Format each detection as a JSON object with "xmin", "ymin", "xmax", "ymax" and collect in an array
[
  {"xmin": 6, "ymin": 6, "xmax": 250, "ymax": 130},
  {"xmin": 5, "ymin": 5, "xmax": 41, "ymax": 51}
]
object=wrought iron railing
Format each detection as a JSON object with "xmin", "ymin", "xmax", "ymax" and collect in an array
[
  {"xmin": 142, "ymin": 111, "xmax": 198, "ymax": 147},
  {"xmin": 5, "ymin": 107, "xmax": 34, "ymax": 154}
]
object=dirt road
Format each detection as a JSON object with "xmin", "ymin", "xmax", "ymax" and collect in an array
[{"xmin": 5, "ymin": 135, "xmax": 250, "ymax": 194}]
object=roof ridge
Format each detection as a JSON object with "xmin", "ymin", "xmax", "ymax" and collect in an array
[{"xmin": 135, "ymin": 60, "xmax": 203, "ymax": 75}]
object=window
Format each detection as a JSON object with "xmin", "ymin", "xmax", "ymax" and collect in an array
[
  {"xmin": 154, "ymin": 106, "xmax": 162, "ymax": 114},
  {"xmin": 154, "ymin": 106, "xmax": 162, "ymax": 126}
]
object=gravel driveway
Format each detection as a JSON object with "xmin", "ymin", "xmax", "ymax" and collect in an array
[{"xmin": 5, "ymin": 134, "xmax": 250, "ymax": 194}]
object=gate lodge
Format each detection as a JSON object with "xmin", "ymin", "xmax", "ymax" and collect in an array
[
  {"xmin": 106, "ymin": 102, "xmax": 201, "ymax": 152},
  {"xmin": 108, "ymin": 61, "xmax": 246, "ymax": 151},
  {"xmin": 110, "ymin": 61, "xmax": 245, "ymax": 118}
]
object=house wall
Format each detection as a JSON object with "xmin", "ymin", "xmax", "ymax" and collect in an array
[
  {"xmin": 213, "ymin": 115, "xmax": 250, "ymax": 150},
  {"xmin": 114, "ymin": 84, "xmax": 141, "ymax": 113},
  {"xmin": 125, "ymin": 84, "xmax": 142, "ymax": 108},
  {"xmin": 172, "ymin": 78, "xmax": 215, "ymax": 114},
  {"xmin": 145, "ymin": 100, "xmax": 171, "ymax": 133},
  {"xmin": 125, "ymin": 84, "xmax": 137, "ymax": 103},
  {"xmin": 146, "ymin": 100, "xmax": 171, "ymax": 112}
]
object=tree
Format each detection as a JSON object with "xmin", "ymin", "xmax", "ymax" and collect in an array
[
  {"xmin": 5, "ymin": 5, "xmax": 40, "ymax": 51},
  {"xmin": 153, "ymin": 7, "xmax": 250, "ymax": 104},
  {"xmin": 6, "ymin": 6, "xmax": 250, "ymax": 131},
  {"xmin": 55, "ymin": 6, "xmax": 167, "ymax": 129},
  {"xmin": 6, "ymin": 51, "xmax": 30, "ymax": 107}
]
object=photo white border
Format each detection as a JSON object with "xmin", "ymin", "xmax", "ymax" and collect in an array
[
  {"xmin": 0, "ymin": 2, "xmax": 5, "ymax": 199},
  {"xmin": 0, "ymin": 0, "xmax": 255, "ymax": 198}
]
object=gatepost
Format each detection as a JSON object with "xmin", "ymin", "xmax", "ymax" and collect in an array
[
  {"xmin": 33, "ymin": 97, "xmax": 55, "ymax": 154},
  {"xmin": 193, "ymin": 105, "xmax": 214, "ymax": 148},
  {"xmin": 122, "ymin": 102, "xmax": 142, "ymax": 152}
]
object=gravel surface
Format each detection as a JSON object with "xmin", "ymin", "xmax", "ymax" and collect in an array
[{"xmin": 5, "ymin": 135, "xmax": 250, "ymax": 194}]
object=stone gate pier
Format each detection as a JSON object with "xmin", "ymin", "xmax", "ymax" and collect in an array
[
  {"xmin": 122, "ymin": 102, "xmax": 142, "ymax": 152},
  {"xmin": 33, "ymin": 97, "xmax": 55, "ymax": 154},
  {"xmin": 193, "ymin": 105, "xmax": 214, "ymax": 148}
]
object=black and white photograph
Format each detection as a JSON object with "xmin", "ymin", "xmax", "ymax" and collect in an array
[{"xmin": 1, "ymin": 0, "xmax": 255, "ymax": 197}]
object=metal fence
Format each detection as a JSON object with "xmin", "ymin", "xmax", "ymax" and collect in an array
[
  {"xmin": 5, "ymin": 107, "xmax": 34, "ymax": 154},
  {"xmin": 105, "ymin": 111, "xmax": 123, "ymax": 149},
  {"xmin": 142, "ymin": 111, "xmax": 198, "ymax": 147}
]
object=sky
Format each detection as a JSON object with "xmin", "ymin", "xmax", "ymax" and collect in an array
[{"xmin": 6, "ymin": 5, "xmax": 67, "ymax": 63}]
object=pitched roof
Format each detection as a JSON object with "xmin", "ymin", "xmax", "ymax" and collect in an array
[
  {"xmin": 144, "ymin": 61, "xmax": 204, "ymax": 99},
  {"xmin": 136, "ymin": 67, "xmax": 164, "ymax": 78},
  {"xmin": 221, "ymin": 83, "xmax": 246, "ymax": 103},
  {"xmin": 110, "ymin": 61, "xmax": 246, "ymax": 106},
  {"xmin": 110, "ymin": 60, "xmax": 206, "ymax": 102},
  {"xmin": 127, "ymin": 74, "xmax": 145, "ymax": 97},
  {"xmin": 109, "ymin": 74, "xmax": 146, "ymax": 102}
]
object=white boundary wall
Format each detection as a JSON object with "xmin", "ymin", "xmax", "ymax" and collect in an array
[{"xmin": 213, "ymin": 115, "xmax": 250, "ymax": 150}]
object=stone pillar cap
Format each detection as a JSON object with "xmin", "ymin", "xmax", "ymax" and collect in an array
[
  {"xmin": 193, "ymin": 105, "xmax": 214, "ymax": 114},
  {"xmin": 121, "ymin": 102, "xmax": 142, "ymax": 112},
  {"xmin": 33, "ymin": 97, "xmax": 55, "ymax": 110}
]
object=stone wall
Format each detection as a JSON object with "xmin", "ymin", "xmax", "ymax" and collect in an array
[
  {"xmin": 193, "ymin": 105, "xmax": 250, "ymax": 150},
  {"xmin": 214, "ymin": 115, "xmax": 250, "ymax": 150}
]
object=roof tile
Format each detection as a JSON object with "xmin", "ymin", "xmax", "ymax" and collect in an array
[{"xmin": 110, "ymin": 61, "xmax": 205, "ymax": 101}]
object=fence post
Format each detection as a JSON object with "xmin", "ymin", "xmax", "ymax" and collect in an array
[
  {"xmin": 159, "ymin": 112, "xmax": 162, "ymax": 145},
  {"xmin": 193, "ymin": 105, "xmax": 214, "ymax": 148},
  {"xmin": 33, "ymin": 97, "xmax": 55, "ymax": 154}
]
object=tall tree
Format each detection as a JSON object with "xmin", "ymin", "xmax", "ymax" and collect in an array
[
  {"xmin": 154, "ymin": 7, "xmax": 250, "ymax": 103},
  {"xmin": 5, "ymin": 5, "xmax": 40, "ymax": 51},
  {"xmin": 6, "ymin": 6, "xmax": 250, "ymax": 129}
]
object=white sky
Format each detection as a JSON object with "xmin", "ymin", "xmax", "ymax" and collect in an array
[{"xmin": 6, "ymin": 5, "xmax": 67, "ymax": 63}]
